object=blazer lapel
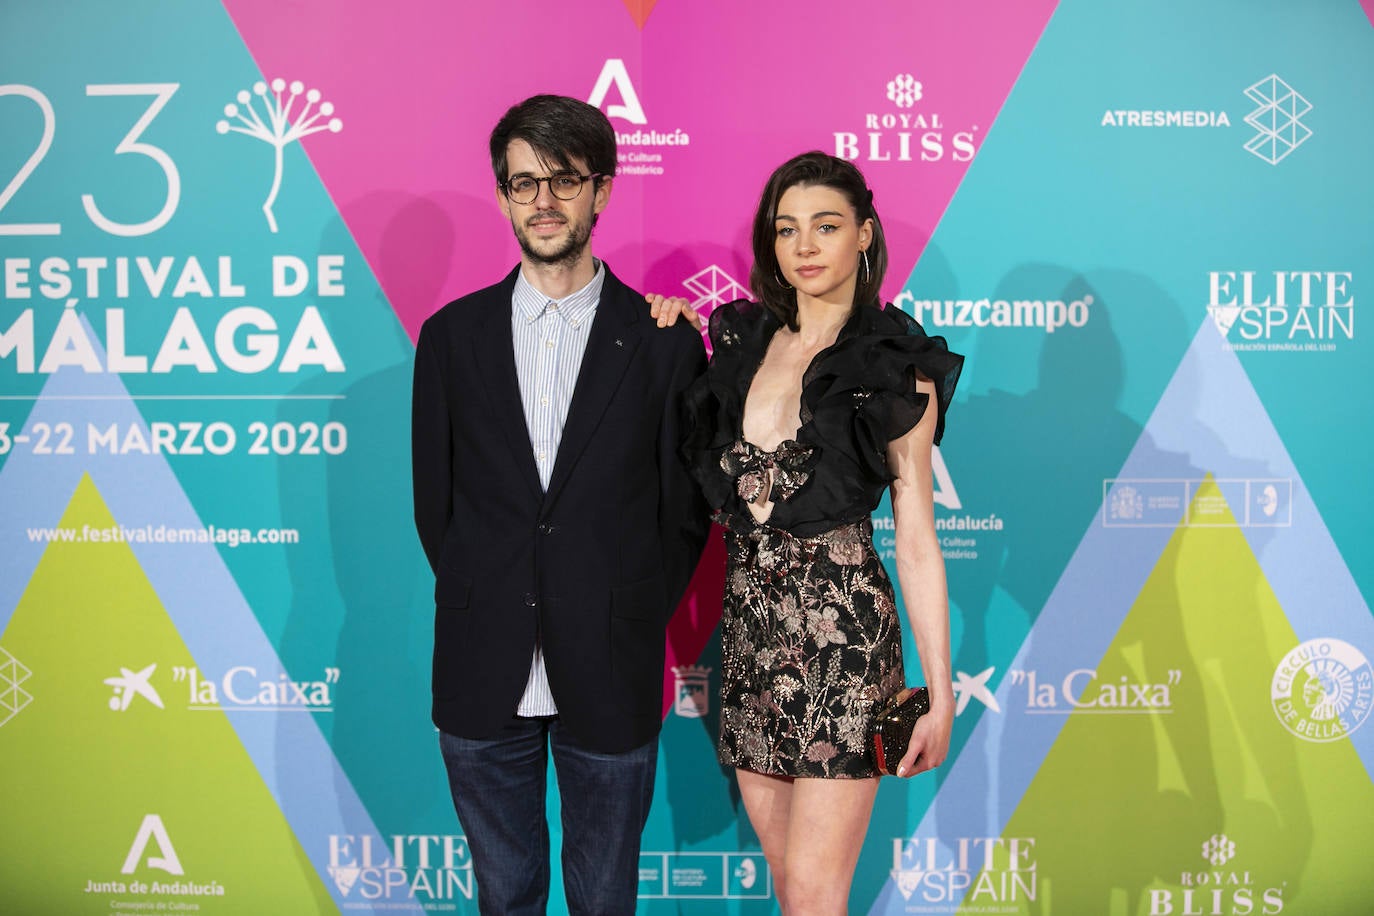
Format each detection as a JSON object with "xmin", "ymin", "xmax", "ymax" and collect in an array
[
  {"xmin": 471, "ymin": 269, "xmax": 543, "ymax": 503},
  {"xmin": 543, "ymin": 272, "xmax": 639, "ymax": 509}
]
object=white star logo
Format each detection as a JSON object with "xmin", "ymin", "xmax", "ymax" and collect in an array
[
  {"xmin": 104, "ymin": 664, "xmax": 165, "ymax": 711},
  {"xmin": 952, "ymin": 667, "xmax": 999, "ymax": 715}
]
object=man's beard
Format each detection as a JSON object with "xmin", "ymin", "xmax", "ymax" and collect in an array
[{"xmin": 514, "ymin": 212, "xmax": 593, "ymax": 267}]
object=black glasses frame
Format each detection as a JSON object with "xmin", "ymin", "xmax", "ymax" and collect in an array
[{"xmin": 500, "ymin": 172, "xmax": 601, "ymax": 205}]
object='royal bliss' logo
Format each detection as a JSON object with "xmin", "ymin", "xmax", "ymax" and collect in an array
[
  {"xmin": 1148, "ymin": 834, "xmax": 1284, "ymax": 914},
  {"xmin": 834, "ymin": 72, "xmax": 979, "ymax": 163},
  {"xmin": 587, "ymin": 58, "xmax": 690, "ymax": 178},
  {"xmin": 890, "ymin": 836, "xmax": 1036, "ymax": 907},
  {"xmin": 1207, "ymin": 270, "xmax": 1353, "ymax": 352},
  {"xmin": 1271, "ymin": 638, "xmax": 1373, "ymax": 743}
]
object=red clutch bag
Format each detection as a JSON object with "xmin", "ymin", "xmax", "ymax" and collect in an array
[{"xmin": 868, "ymin": 686, "xmax": 930, "ymax": 775}]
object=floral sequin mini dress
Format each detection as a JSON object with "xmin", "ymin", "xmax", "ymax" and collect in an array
[{"xmin": 682, "ymin": 301, "xmax": 962, "ymax": 779}]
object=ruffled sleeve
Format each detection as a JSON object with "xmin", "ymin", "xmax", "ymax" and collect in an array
[
  {"xmin": 799, "ymin": 304, "xmax": 962, "ymax": 490},
  {"xmin": 680, "ymin": 300, "xmax": 776, "ymax": 511}
]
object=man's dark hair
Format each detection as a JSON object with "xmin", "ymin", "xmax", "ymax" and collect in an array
[
  {"xmin": 489, "ymin": 95, "xmax": 617, "ymax": 187},
  {"xmin": 749, "ymin": 151, "xmax": 889, "ymax": 331}
]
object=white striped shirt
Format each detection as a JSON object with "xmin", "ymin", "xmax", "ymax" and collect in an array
[{"xmin": 510, "ymin": 262, "xmax": 605, "ymax": 716}]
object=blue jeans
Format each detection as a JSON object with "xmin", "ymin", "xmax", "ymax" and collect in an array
[{"xmin": 439, "ymin": 718, "xmax": 657, "ymax": 915}]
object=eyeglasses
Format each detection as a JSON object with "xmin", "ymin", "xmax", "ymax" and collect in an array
[{"xmin": 500, "ymin": 172, "xmax": 600, "ymax": 205}]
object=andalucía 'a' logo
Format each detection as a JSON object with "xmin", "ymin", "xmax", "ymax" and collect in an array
[
  {"xmin": 587, "ymin": 59, "xmax": 646, "ymax": 125},
  {"xmin": 931, "ymin": 445, "xmax": 960, "ymax": 511},
  {"xmin": 1272, "ymin": 638, "xmax": 1373, "ymax": 742},
  {"xmin": 121, "ymin": 814, "xmax": 184, "ymax": 876},
  {"xmin": 216, "ymin": 78, "xmax": 344, "ymax": 233}
]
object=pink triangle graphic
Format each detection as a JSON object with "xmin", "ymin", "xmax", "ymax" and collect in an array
[{"xmin": 222, "ymin": 0, "xmax": 1058, "ymax": 342}]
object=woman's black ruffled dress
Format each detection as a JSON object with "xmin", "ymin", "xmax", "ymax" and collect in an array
[{"xmin": 682, "ymin": 300, "xmax": 962, "ymax": 778}]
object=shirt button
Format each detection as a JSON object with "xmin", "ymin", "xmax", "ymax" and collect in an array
[
  {"xmin": 540, "ymin": 396, "xmax": 549, "ymax": 406},
  {"xmin": 523, "ymin": 593, "xmax": 537, "ymax": 607},
  {"xmin": 545, "ymin": 340, "xmax": 555, "ymax": 349}
]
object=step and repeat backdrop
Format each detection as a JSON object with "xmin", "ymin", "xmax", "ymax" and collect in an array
[{"xmin": 2, "ymin": 1, "xmax": 1372, "ymax": 913}]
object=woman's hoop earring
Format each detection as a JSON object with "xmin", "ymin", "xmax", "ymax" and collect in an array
[
  {"xmin": 860, "ymin": 249, "xmax": 871, "ymax": 286},
  {"xmin": 774, "ymin": 268, "xmax": 793, "ymax": 290}
]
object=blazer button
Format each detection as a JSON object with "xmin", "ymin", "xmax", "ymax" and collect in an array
[
  {"xmin": 538, "ymin": 523, "xmax": 555, "ymax": 535},
  {"xmin": 523, "ymin": 593, "xmax": 537, "ymax": 607}
]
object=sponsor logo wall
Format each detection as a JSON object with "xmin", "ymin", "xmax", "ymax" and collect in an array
[{"xmin": 1, "ymin": 0, "xmax": 1370, "ymax": 913}]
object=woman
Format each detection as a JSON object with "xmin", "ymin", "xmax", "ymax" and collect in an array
[{"xmin": 650, "ymin": 151, "xmax": 962, "ymax": 914}]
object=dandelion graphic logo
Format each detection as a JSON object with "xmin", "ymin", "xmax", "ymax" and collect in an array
[
  {"xmin": 215, "ymin": 78, "xmax": 343, "ymax": 232},
  {"xmin": 885, "ymin": 74, "xmax": 923, "ymax": 109}
]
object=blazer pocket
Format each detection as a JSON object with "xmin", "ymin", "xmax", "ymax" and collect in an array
[
  {"xmin": 610, "ymin": 574, "xmax": 667, "ymax": 714},
  {"xmin": 435, "ymin": 574, "xmax": 472, "ymax": 608},
  {"xmin": 432, "ymin": 575, "xmax": 472, "ymax": 700},
  {"xmin": 611, "ymin": 574, "xmax": 667, "ymax": 622}
]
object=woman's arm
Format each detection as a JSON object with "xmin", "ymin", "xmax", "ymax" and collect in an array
[{"xmin": 886, "ymin": 376, "xmax": 954, "ymax": 777}]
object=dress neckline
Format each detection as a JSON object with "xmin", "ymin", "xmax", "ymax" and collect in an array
[{"xmin": 737, "ymin": 304, "xmax": 867, "ymax": 452}]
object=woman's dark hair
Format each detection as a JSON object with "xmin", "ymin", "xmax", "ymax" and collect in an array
[
  {"xmin": 749, "ymin": 151, "xmax": 888, "ymax": 331},
  {"xmin": 489, "ymin": 94, "xmax": 617, "ymax": 188}
]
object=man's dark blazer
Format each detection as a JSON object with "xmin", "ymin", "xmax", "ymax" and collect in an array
[{"xmin": 412, "ymin": 263, "xmax": 710, "ymax": 754}]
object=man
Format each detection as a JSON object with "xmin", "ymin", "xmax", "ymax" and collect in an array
[{"xmin": 411, "ymin": 94, "xmax": 709, "ymax": 915}]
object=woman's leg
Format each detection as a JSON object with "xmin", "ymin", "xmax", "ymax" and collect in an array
[
  {"xmin": 781, "ymin": 777, "xmax": 881, "ymax": 914},
  {"xmin": 736, "ymin": 770, "xmax": 881, "ymax": 914},
  {"xmin": 736, "ymin": 769, "xmax": 795, "ymax": 908}
]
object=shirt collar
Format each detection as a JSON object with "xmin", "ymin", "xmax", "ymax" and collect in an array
[{"xmin": 513, "ymin": 260, "xmax": 605, "ymax": 325}]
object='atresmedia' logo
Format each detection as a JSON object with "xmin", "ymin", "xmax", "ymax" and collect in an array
[{"xmin": 1243, "ymin": 74, "xmax": 1312, "ymax": 165}]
